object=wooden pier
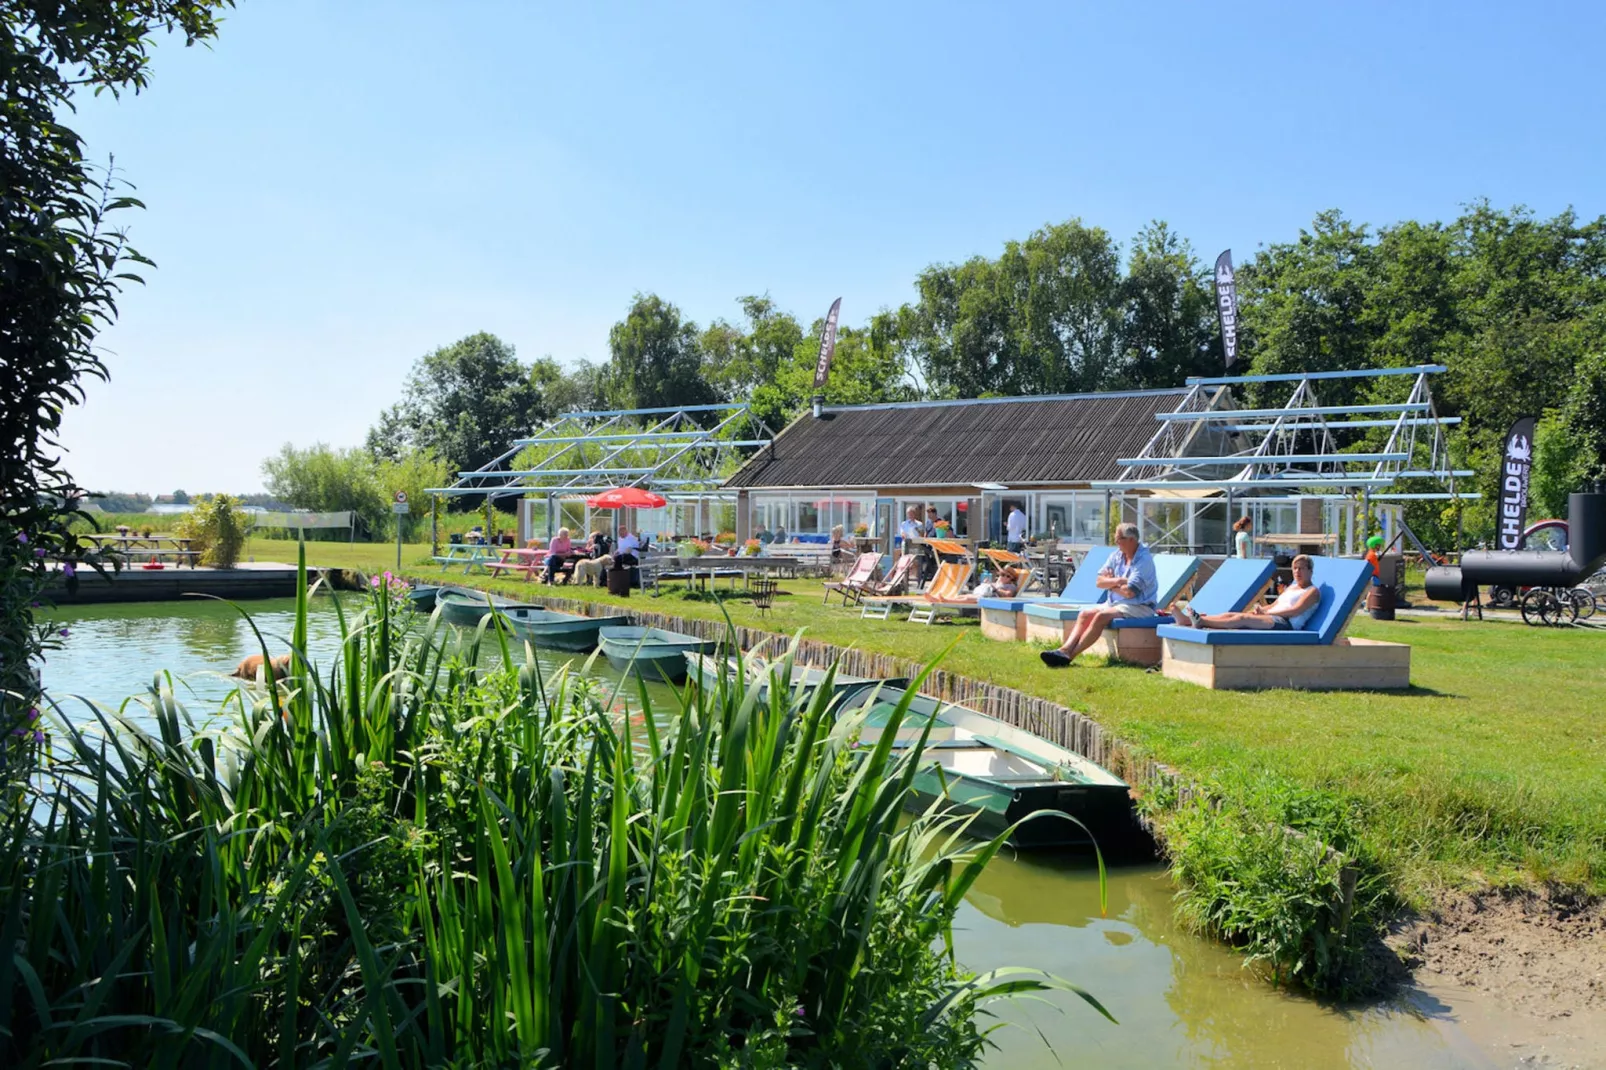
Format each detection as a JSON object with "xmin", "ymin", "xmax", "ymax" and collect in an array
[{"xmin": 44, "ymin": 563, "xmax": 360, "ymax": 605}]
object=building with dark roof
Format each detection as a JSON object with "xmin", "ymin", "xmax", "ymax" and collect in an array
[{"xmin": 725, "ymin": 389, "xmax": 1211, "ymax": 547}]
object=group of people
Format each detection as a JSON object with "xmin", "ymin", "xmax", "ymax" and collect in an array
[
  {"xmin": 536, "ymin": 527, "xmax": 643, "ymax": 585},
  {"xmin": 1038, "ymin": 521, "xmax": 1324, "ymax": 668},
  {"xmin": 897, "ymin": 504, "xmax": 961, "ymax": 542}
]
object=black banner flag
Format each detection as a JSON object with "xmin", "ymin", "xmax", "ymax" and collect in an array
[
  {"xmin": 1214, "ymin": 250, "xmax": 1239, "ymax": 368},
  {"xmin": 811, "ymin": 297, "xmax": 842, "ymax": 392},
  {"xmin": 1497, "ymin": 416, "xmax": 1537, "ymax": 551}
]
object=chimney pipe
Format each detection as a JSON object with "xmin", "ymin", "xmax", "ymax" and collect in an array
[{"xmin": 811, "ymin": 395, "xmax": 824, "ymax": 419}]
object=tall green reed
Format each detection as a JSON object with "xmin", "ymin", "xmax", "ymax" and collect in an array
[{"xmin": 2, "ymin": 546, "xmax": 1106, "ymax": 1066}]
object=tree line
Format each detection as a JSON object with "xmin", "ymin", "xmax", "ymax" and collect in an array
[{"xmin": 273, "ymin": 203, "xmax": 1603, "ymax": 544}]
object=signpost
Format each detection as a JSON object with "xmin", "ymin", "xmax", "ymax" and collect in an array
[{"xmin": 392, "ymin": 490, "xmax": 410, "ymax": 570}]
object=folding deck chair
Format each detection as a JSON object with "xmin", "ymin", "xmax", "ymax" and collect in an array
[
  {"xmin": 853, "ymin": 554, "xmax": 919, "ymax": 617},
  {"xmin": 822, "ymin": 551, "xmax": 882, "ymax": 605},
  {"xmin": 904, "ymin": 559, "xmax": 977, "ymax": 625}
]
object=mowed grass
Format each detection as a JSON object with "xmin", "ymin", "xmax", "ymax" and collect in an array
[{"xmin": 252, "ymin": 539, "xmax": 1606, "ymax": 901}]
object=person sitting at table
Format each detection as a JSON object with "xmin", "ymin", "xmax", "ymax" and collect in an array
[
  {"xmin": 772, "ymin": 524, "xmax": 788, "ymax": 545},
  {"xmin": 756, "ymin": 525, "xmax": 772, "ymax": 544},
  {"xmin": 587, "ymin": 529, "xmax": 611, "ymax": 558},
  {"xmin": 615, "ymin": 528, "xmax": 641, "ymax": 566},
  {"xmin": 465, "ymin": 525, "xmax": 485, "ymax": 545},
  {"xmin": 830, "ymin": 524, "xmax": 851, "ymax": 562},
  {"xmin": 543, "ymin": 527, "xmax": 574, "ymax": 584}
]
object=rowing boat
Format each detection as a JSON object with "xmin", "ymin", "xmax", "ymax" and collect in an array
[
  {"xmin": 598, "ymin": 626, "xmax": 715, "ymax": 682},
  {"xmin": 500, "ymin": 607, "xmax": 631, "ymax": 652},
  {"xmin": 434, "ymin": 586, "xmax": 529, "ymax": 627},
  {"xmin": 837, "ymin": 687, "xmax": 1137, "ymax": 852},
  {"xmin": 683, "ymin": 653, "xmax": 908, "ymax": 707}
]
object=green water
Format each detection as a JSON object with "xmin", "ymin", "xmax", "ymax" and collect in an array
[{"xmin": 39, "ymin": 598, "xmax": 1491, "ymax": 1069}]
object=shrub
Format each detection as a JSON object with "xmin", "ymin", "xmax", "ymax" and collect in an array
[
  {"xmin": 2, "ymin": 555, "xmax": 1099, "ymax": 1064},
  {"xmin": 173, "ymin": 493, "xmax": 249, "ymax": 567},
  {"xmin": 714, "ymin": 530, "xmax": 737, "ymax": 546}
]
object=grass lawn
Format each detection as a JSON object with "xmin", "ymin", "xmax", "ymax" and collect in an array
[{"xmin": 249, "ymin": 538, "xmax": 1606, "ymax": 902}]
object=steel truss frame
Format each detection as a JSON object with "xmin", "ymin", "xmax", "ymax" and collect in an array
[
  {"xmin": 427, "ymin": 404, "xmax": 775, "ymax": 501},
  {"xmin": 1093, "ymin": 364, "xmax": 1479, "ymax": 500}
]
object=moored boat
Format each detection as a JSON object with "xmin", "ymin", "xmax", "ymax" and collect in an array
[
  {"xmin": 598, "ymin": 626, "xmax": 715, "ymax": 683},
  {"xmin": 407, "ymin": 584, "xmax": 440, "ymax": 611},
  {"xmin": 836, "ymin": 687, "xmax": 1139, "ymax": 853},
  {"xmin": 684, "ymin": 653, "xmax": 908, "ymax": 708},
  {"xmin": 435, "ymin": 586, "xmax": 529, "ymax": 627},
  {"xmin": 501, "ymin": 607, "xmax": 631, "ymax": 651}
]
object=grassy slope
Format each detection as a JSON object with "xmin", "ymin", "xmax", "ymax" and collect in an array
[{"xmin": 250, "ymin": 538, "xmax": 1606, "ymax": 900}]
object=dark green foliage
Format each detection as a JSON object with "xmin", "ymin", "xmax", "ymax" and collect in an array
[
  {"xmin": 1, "ymin": 0, "xmax": 230, "ymax": 755},
  {"xmin": 1141, "ymin": 773, "xmax": 1392, "ymax": 999},
  {"xmin": 1, "ymin": 559, "xmax": 1096, "ymax": 1065},
  {"xmin": 606, "ymin": 292, "xmax": 721, "ymax": 413}
]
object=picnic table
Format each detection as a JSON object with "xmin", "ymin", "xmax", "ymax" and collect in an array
[
  {"xmin": 484, "ymin": 547, "xmax": 548, "ymax": 581},
  {"xmin": 432, "ymin": 544, "xmax": 495, "ymax": 574},
  {"xmin": 79, "ymin": 533, "xmax": 199, "ymax": 568},
  {"xmin": 655, "ymin": 564, "xmax": 747, "ymax": 592}
]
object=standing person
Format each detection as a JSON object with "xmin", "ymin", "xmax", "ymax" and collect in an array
[
  {"xmin": 614, "ymin": 527, "xmax": 640, "ymax": 566},
  {"xmin": 924, "ymin": 505, "xmax": 940, "ymax": 536},
  {"xmin": 1006, "ymin": 504, "xmax": 1028, "ymax": 554},
  {"xmin": 1233, "ymin": 515, "xmax": 1254, "ymax": 559},
  {"xmin": 1039, "ymin": 524, "xmax": 1159, "ymax": 668},
  {"xmin": 1364, "ymin": 535, "xmax": 1385, "ymax": 585}
]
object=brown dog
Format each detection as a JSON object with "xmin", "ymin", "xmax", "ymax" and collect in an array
[{"xmin": 230, "ymin": 653, "xmax": 295, "ymax": 681}]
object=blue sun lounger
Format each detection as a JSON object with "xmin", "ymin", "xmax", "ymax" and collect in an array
[
  {"xmin": 1158, "ymin": 556, "xmax": 1411, "ymax": 689},
  {"xmin": 977, "ymin": 544, "xmax": 1114, "ymax": 641},
  {"xmin": 1080, "ymin": 557, "xmax": 1275, "ymax": 665},
  {"xmin": 1020, "ymin": 553, "xmax": 1201, "ymax": 648}
]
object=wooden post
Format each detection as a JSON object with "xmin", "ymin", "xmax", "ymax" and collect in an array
[{"xmin": 431, "ymin": 496, "xmax": 439, "ymax": 556}]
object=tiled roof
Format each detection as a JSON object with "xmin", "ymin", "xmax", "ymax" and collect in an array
[{"xmin": 725, "ymin": 390, "xmax": 1187, "ymax": 489}]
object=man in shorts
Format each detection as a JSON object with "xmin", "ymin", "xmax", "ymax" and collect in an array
[{"xmin": 1040, "ymin": 523, "xmax": 1158, "ymax": 667}]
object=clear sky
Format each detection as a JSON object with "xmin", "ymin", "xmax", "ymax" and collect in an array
[{"xmin": 58, "ymin": 0, "xmax": 1606, "ymax": 495}]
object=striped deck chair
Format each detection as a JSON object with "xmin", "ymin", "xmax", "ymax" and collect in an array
[
  {"xmin": 856, "ymin": 553, "xmax": 922, "ymax": 619},
  {"xmin": 822, "ymin": 551, "xmax": 882, "ymax": 605},
  {"xmin": 979, "ymin": 546, "xmax": 1041, "ymax": 594},
  {"xmin": 906, "ymin": 558, "xmax": 978, "ymax": 625}
]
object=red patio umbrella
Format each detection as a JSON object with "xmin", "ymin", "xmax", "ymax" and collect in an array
[{"xmin": 585, "ymin": 486, "xmax": 667, "ymax": 509}]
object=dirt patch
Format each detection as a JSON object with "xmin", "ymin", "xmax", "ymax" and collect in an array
[{"xmin": 1392, "ymin": 887, "xmax": 1606, "ymax": 1067}]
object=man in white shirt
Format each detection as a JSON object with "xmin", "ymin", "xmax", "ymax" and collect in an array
[
  {"xmin": 1005, "ymin": 505, "xmax": 1027, "ymax": 554},
  {"xmin": 896, "ymin": 506, "xmax": 922, "ymax": 544},
  {"xmin": 615, "ymin": 528, "xmax": 640, "ymax": 565}
]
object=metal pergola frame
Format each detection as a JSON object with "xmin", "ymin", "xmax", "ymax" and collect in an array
[
  {"xmin": 425, "ymin": 403, "xmax": 774, "ymax": 541},
  {"xmin": 1090, "ymin": 365, "xmax": 1480, "ymax": 549}
]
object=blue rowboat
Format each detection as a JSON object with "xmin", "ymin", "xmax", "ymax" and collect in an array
[
  {"xmin": 500, "ymin": 607, "xmax": 631, "ymax": 652},
  {"xmin": 598, "ymin": 626, "xmax": 715, "ymax": 683},
  {"xmin": 434, "ymin": 586, "xmax": 530, "ymax": 627},
  {"xmin": 407, "ymin": 584, "xmax": 440, "ymax": 611},
  {"xmin": 837, "ymin": 687, "xmax": 1139, "ymax": 854},
  {"xmin": 683, "ymin": 653, "xmax": 908, "ymax": 708}
]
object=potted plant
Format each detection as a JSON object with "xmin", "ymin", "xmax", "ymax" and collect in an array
[
  {"xmin": 714, "ymin": 530, "xmax": 737, "ymax": 548},
  {"xmin": 743, "ymin": 538, "xmax": 762, "ymax": 556},
  {"xmin": 676, "ymin": 538, "xmax": 704, "ymax": 562}
]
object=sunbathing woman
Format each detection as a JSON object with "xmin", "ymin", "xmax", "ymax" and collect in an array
[
  {"xmin": 1173, "ymin": 554, "xmax": 1321, "ymax": 630},
  {"xmin": 932, "ymin": 565, "xmax": 1023, "ymax": 603}
]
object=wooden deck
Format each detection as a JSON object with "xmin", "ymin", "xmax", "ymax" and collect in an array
[{"xmin": 44, "ymin": 562, "xmax": 320, "ymax": 604}]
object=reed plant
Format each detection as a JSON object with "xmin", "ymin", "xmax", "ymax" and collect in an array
[{"xmin": 2, "ymin": 547, "xmax": 1103, "ymax": 1066}]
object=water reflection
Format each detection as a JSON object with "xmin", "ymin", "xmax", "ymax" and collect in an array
[{"xmin": 955, "ymin": 838, "xmax": 1482, "ymax": 1068}]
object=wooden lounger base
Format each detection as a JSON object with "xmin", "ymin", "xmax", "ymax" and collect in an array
[
  {"xmin": 1086, "ymin": 628, "xmax": 1162, "ymax": 667},
  {"xmin": 1161, "ymin": 636, "xmax": 1411, "ymax": 690},
  {"xmin": 979, "ymin": 607, "xmax": 1025, "ymax": 641}
]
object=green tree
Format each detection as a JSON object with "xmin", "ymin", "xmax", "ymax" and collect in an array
[
  {"xmin": 261, "ymin": 443, "xmax": 385, "ymax": 536},
  {"xmin": 365, "ymin": 333, "xmax": 540, "ymax": 475},
  {"xmin": 1, "ymin": 0, "xmax": 229, "ymax": 728},
  {"xmin": 171, "ymin": 488, "xmax": 190, "ymax": 504},
  {"xmin": 605, "ymin": 293, "xmax": 719, "ymax": 412},
  {"xmin": 375, "ymin": 449, "xmax": 451, "ymax": 539},
  {"xmin": 1119, "ymin": 221, "xmax": 1219, "ymax": 388}
]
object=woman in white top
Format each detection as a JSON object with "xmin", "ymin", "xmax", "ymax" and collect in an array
[
  {"xmin": 1174, "ymin": 554, "xmax": 1321, "ymax": 631},
  {"xmin": 1232, "ymin": 515, "xmax": 1253, "ymax": 559}
]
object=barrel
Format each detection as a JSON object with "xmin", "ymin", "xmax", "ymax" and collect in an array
[
  {"xmin": 606, "ymin": 567, "xmax": 634, "ymax": 597},
  {"xmin": 1366, "ymin": 583, "xmax": 1396, "ymax": 620}
]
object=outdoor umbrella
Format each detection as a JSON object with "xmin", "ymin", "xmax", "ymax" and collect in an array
[{"xmin": 585, "ymin": 486, "xmax": 667, "ymax": 509}]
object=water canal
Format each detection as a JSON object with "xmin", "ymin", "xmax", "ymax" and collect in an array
[{"xmin": 39, "ymin": 597, "xmax": 1494, "ymax": 1068}]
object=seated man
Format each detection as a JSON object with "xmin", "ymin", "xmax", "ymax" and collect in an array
[
  {"xmin": 573, "ymin": 553, "xmax": 614, "ymax": 586},
  {"xmin": 1174, "ymin": 553, "xmax": 1320, "ymax": 630},
  {"xmin": 614, "ymin": 528, "xmax": 641, "ymax": 566},
  {"xmin": 1040, "ymin": 524, "xmax": 1158, "ymax": 668}
]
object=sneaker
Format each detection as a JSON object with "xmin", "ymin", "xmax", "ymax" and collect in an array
[
  {"xmin": 1184, "ymin": 605, "xmax": 1203, "ymax": 628},
  {"xmin": 1039, "ymin": 649, "xmax": 1072, "ymax": 668}
]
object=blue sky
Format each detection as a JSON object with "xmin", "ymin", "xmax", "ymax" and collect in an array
[{"xmin": 60, "ymin": 0, "xmax": 1606, "ymax": 494}]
